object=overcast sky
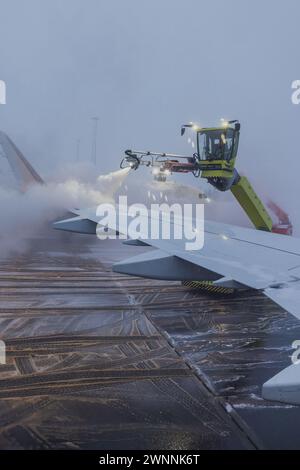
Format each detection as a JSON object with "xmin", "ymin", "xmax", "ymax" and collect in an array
[{"xmin": 0, "ymin": 0, "xmax": 300, "ymax": 216}]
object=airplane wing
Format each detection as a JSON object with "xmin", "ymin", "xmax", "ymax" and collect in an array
[
  {"xmin": 0, "ymin": 131, "xmax": 44, "ymax": 190},
  {"xmin": 53, "ymin": 205, "xmax": 300, "ymax": 320}
]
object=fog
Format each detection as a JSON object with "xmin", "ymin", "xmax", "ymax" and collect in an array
[
  {"xmin": 0, "ymin": 167, "xmax": 130, "ymax": 256},
  {"xmin": 0, "ymin": 0, "xmax": 300, "ymax": 239}
]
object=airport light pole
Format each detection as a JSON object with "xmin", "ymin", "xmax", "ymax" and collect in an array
[
  {"xmin": 91, "ymin": 117, "xmax": 99, "ymax": 166},
  {"xmin": 76, "ymin": 139, "xmax": 80, "ymax": 162}
]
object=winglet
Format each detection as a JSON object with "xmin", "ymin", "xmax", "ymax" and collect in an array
[
  {"xmin": 0, "ymin": 131, "xmax": 44, "ymax": 191},
  {"xmin": 53, "ymin": 216, "xmax": 97, "ymax": 234}
]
